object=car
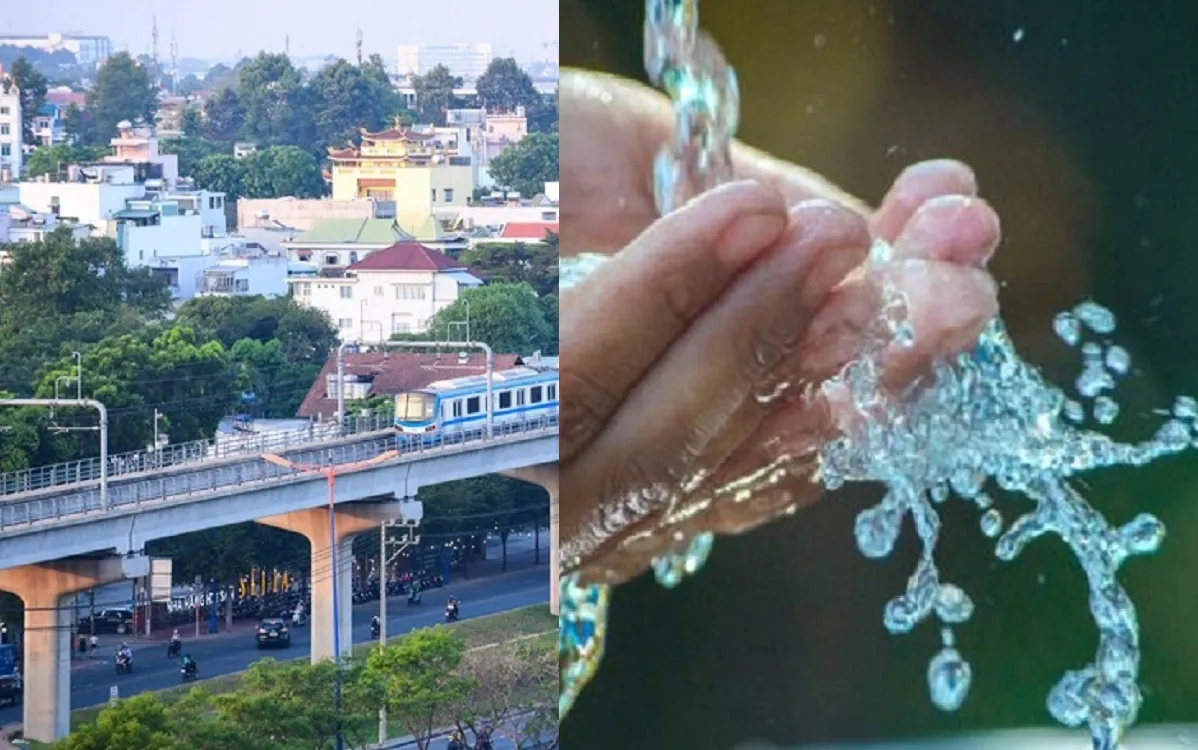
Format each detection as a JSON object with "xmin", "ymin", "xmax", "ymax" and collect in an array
[
  {"xmin": 77, "ymin": 608, "xmax": 135, "ymax": 635},
  {"xmin": 256, "ymin": 618, "xmax": 291, "ymax": 649},
  {"xmin": 0, "ymin": 673, "xmax": 22, "ymax": 707}
]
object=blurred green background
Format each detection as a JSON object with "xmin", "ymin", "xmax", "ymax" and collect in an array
[{"xmin": 560, "ymin": 0, "xmax": 1198, "ymax": 748}]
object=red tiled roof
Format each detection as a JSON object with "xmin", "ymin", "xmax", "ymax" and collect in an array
[
  {"xmin": 347, "ymin": 242, "xmax": 463, "ymax": 272},
  {"xmin": 45, "ymin": 91, "xmax": 87, "ymax": 108},
  {"xmin": 296, "ymin": 352, "xmax": 524, "ymax": 419},
  {"xmin": 500, "ymin": 222, "xmax": 559, "ymax": 240}
]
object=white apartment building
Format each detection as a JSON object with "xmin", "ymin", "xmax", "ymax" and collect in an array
[
  {"xmin": 290, "ymin": 241, "xmax": 482, "ymax": 342},
  {"xmin": 396, "ymin": 43, "xmax": 493, "ymax": 80},
  {"xmin": 197, "ymin": 255, "xmax": 291, "ymax": 299},
  {"xmin": 18, "ymin": 164, "xmax": 145, "ymax": 225},
  {"xmin": 0, "ymin": 65, "xmax": 23, "ymax": 180},
  {"xmin": 0, "ymin": 34, "xmax": 111, "ymax": 65}
]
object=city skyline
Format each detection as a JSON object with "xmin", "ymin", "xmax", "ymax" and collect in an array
[{"xmin": 0, "ymin": 0, "xmax": 558, "ymax": 64}]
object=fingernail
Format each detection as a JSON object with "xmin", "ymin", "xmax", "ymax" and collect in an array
[
  {"xmin": 901, "ymin": 159, "xmax": 978, "ymax": 190},
  {"xmin": 716, "ymin": 207, "xmax": 788, "ymax": 266},
  {"xmin": 897, "ymin": 194, "xmax": 1001, "ymax": 266}
]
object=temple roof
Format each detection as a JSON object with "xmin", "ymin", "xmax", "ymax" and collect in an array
[
  {"xmin": 327, "ymin": 144, "xmax": 359, "ymax": 159},
  {"xmin": 360, "ymin": 116, "xmax": 436, "ymax": 143}
]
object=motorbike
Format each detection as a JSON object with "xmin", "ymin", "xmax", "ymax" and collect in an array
[
  {"xmin": 166, "ymin": 639, "xmax": 182, "ymax": 658},
  {"xmin": 292, "ymin": 611, "xmax": 306, "ymax": 627},
  {"xmin": 407, "ymin": 589, "xmax": 422, "ymax": 606},
  {"xmin": 370, "ymin": 620, "xmax": 380, "ymax": 638},
  {"xmin": 180, "ymin": 661, "xmax": 198, "ymax": 682},
  {"xmin": 115, "ymin": 652, "xmax": 133, "ymax": 674},
  {"xmin": 444, "ymin": 603, "xmax": 460, "ymax": 623}
]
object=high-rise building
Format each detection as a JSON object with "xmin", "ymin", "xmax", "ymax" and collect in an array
[
  {"xmin": 0, "ymin": 64, "xmax": 23, "ymax": 181},
  {"xmin": 395, "ymin": 43, "xmax": 494, "ymax": 81},
  {"xmin": 0, "ymin": 33, "xmax": 111, "ymax": 65}
]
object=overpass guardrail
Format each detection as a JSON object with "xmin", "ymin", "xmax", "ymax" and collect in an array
[{"xmin": 0, "ymin": 415, "xmax": 558, "ymax": 530}]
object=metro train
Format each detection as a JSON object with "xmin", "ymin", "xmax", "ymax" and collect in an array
[{"xmin": 393, "ymin": 366, "xmax": 559, "ymax": 438}]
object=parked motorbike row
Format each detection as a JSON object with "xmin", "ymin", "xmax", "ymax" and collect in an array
[{"xmin": 351, "ymin": 572, "xmax": 445, "ymax": 605}]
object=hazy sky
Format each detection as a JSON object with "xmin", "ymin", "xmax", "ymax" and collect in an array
[{"xmin": 0, "ymin": 0, "xmax": 559, "ymax": 63}]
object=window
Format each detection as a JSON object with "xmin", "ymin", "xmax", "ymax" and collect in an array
[
  {"xmin": 530, "ymin": 385, "xmax": 543, "ymax": 404},
  {"xmin": 324, "ymin": 254, "xmax": 339, "ymax": 266},
  {"xmin": 235, "ymin": 278, "xmax": 249, "ymax": 292},
  {"xmin": 396, "ymin": 392, "xmax": 434, "ymax": 421},
  {"xmin": 339, "ymin": 286, "xmax": 353, "ymax": 299},
  {"xmin": 0, "ymin": 124, "xmax": 8, "ymax": 135},
  {"xmin": 349, "ymin": 251, "xmax": 359, "ymax": 264},
  {"xmin": 547, "ymin": 384, "xmax": 557, "ymax": 401},
  {"xmin": 373, "ymin": 286, "xmax": 384, "ymax": 296},
  {"xmin": 541, "ymin": 211, "xmax": 557, "ymax": 221},
  {"xmin": 516, "ymin": 389, "xmax": 526, "ymax": 406},
  {"xmin": 338, "ymin": 318, "xmax": 353, "ymax": 329},
  {"xmin": 295, "ymin": 283, "xmax": 311, "ymax": 297},
  {"xmin": 451, "ymin": 400, "xmax": 463, "ymax": 418},
  {"xmin": 208, "ymin": 196, "xmax": 216, "ymax": 209},
  {"xmin": 430, "ymin": 188, "xmax": 437, "ymax": 203},
  {"xmin": 0, "ymin": 144, "xmax": 8, "ymax": 157},
  {"xmin": 394, "ymin": 284, "xmax": 426, "ymax": 301},
  {"xmin": 498, "ymin": 391, "xmax": 512, "ymax": 409},
  {"xmin": 0, "ymin": 107, "xmax": 7, "ymax": 115},
  {"xmin": 465, "ymin": 395, "xmax": 481, "ymax": 414},
  {"xmin": 443, "ymin": 188, "xmax": 454, "ymax": 202},
  {"xmin": 391, "ymin": 314, "xmax": 411, "ymax": 334}
]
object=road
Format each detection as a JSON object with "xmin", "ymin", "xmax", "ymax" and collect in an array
[{"xmin": 0, "ymin": 566, "xmax": 549, "ymax": 723}]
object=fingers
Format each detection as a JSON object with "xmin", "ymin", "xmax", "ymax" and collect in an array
[
  {"xmin": 732, "ymin": 142, "xmax": 872, "ymax": 217},
  {"xmin": 870, "ymin": 160, "xmax": 979, "ymax": 244},
  {"xmin": 574, "ymin": 200, "xmax": 869, "ymax": 503},
  {"xmin": 892, "ymin": 194, "xmax": 1001, "ymax": 268},
  {"xmin": 559, "ymin": 180, "xmax": 789, "ymax": 467}
]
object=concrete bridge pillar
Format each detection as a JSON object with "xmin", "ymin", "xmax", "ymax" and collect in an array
[
  {"xmin": 0, "ymin": 554, "xmax": 150, "ymax": 744},
  {"xmin": 502, "ymin": 463, "xmax": 559, "ymax": 615},
  {"xmin": 258, "ymin": 502, "xmax": 408, "ymax": 663}
]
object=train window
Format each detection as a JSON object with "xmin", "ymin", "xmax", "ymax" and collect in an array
[
  {"xmin": 547, "ymin": 384, "xmax": 557, "ymax": 401},
  {"xmin": 452, "ymin": 400, "xmax": 464, "ymax": 418},
  {"xmin": 530, "ymin": 386, "xmax": 543, "ymax": 404},
  {"xmin": 498, "ymin": 391, "xmax": 512, "ymax": 409},
  {"xmin": 396, "ymin": 392, "xmax": 434, "ymax": 421},
  {"xmin": 466, "ymin": 396, "xmax": 481, "ymax": 414},
  {"xmin": 516, "ymin": 389, "xmax": 526, "ymax": 406}
]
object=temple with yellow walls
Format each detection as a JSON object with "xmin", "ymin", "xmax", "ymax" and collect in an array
[{"xmin": 324, "ymin": 119, "xmax": 473, "ymax": 211}]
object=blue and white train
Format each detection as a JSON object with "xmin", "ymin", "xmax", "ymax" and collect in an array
[{"xmin": 394, "ymin": 366, "xmax": 559, "ymax": 438}]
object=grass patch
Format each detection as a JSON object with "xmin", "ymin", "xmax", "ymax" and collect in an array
[{"xmin": 63, "ymin": 605, "xmax": 555, "ymax": 730}]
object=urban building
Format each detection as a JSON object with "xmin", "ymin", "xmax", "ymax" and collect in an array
[
  {"xmin": 104, "ymin": 121, "xmax": 179, "ymax": 187},
  {"xmin": 0, "ymin": 65, "xmax": 23, "ymax": 180},
  {"xmin": 297, "ymin": 350, "xmax": 524, "ymax": 422},
  {"xmin": 289, "ymin": 241, "xmax": 482, "ymax": 341},
  {"xmin": 325, "ymin": 122, "xmax": 472, "ymax": 211},
  {"xmin": 2, "ymin": 205, "xmax": 90, "ymax": 244},
  {"xmin": 395, "ymin": 43, "xmax": 493, "ymax": 80},
  {"xmin": 237, "ymin": 197, "xmax": 389, "ymax": 232},
  {"xmin": 197, "ymin": 253, "xmax": 291, "ymax": 299},
  {"xmin": 0, "ymin": 33, "xmax": 111, "ymax": 65}
]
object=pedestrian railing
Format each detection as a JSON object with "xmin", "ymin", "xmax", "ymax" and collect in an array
[{"xmin": 0, "ymin": 415, "xmax": 558, "ymax": 530}]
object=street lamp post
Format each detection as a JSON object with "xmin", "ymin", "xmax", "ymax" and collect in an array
[
  {"xmin": 0, "ymin": 398, "xmax": 109, "ymax": 509},
  {"xmin": 335, "ymin": 340, "xmax": 494, "ymax": 439},
  {"xmin": 377, "ymin": 517, "xmax": 420, "ymax": 744},
  {"xmin": 262, "ymin": 448, "xmax": 399, "ymax": 750}
]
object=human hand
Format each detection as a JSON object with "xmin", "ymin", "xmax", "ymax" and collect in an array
[
  {"xmin": 560, "ymin": 69, "xmax": 874, "ymax": 257},
  {"xmin": 560, "ymin": 161, "xmax": 1001, "ymax": 586}
]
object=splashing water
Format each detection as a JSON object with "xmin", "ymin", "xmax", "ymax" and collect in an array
[{"xmin": 559, "ymin": 2, "xmax": 1192, "ymax": 747}]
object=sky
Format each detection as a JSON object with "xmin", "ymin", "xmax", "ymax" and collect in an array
[{"xmin": 0, "ymin": 0, "xmax": 559, "ymax": 64}]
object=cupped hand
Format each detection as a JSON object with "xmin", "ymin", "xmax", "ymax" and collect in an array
[
  {"xmin": 560, "ymin": 161, "xmax": 1002, "ymax": 586},
  {"xmin": 560, "ymin": 68, "xmax": 874, "ymax": 257}
]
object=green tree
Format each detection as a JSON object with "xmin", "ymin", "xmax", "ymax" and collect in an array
[
  {"xmin": 176, "ymin": 73, "xmax": 203, "ymax": 97},
  {"xmin": 242, "ymin": 146, "xmax": 326, "ymax": 199},
  {"xmin": 4, "ymin": 56, "xmax": 48, "ymax": 146},
  {"xmin": 23, "ymin": 143, "xmax": 109, "ymax": 178},
  {"xmin": 85, "ymin": 52, "xmax": 159, "ymax": 144},
  {"xmin": 362, "ymin": 627, "xmax": 475, "ymax": 750},
  {"xmin": 62, "ymin": 102, "xmax": 87, "ymax": 143},
  {"xmin": 458, "ymin": 240, "xmax": 558, "ymax": 297},
  {"xmin": 202, "ymin": 86, "xmax": 245, "ymax": 144},
  {"xmin": 475, "ymin": 58, "xmax": 541, "ymax": 115},
  {"xmin": 160, "ymin": 136, "xmax": 221, "ymax": 178},
  {"xmin": 229, "ymin": 337, "xmax": 320, "ymax": 417},
  {"xmin": 212, "ymin": 658, "xmax": 375, "ymax": 750},
  {"xmin": 203, "ymin": 62, "xmax": 240, "ymax": 91},
  {"xmin": 526, "ymin": 90, "xmax": 559, "ymax": 134},
  {"xmin": 52, "ymin": 688, "xmax": 245, "ymax": 750},
  {"xmin": 174, "ymin": 293, "xmax": 338, "ymax": 366},
  {"xmin": 307, "ymin": 56, "xmax": 405, "ymax": 155},
  {"xmin": 422, "ymin": 283, "xmax": 554, "ymax": 356},
  {"xmin": 235, "ymin": 52, "xmax": 310, "ymax": 148},
  {"xmin": 192, "ymin": 153, "xmax": 245, "ymax": 199},
  {"xmin": 410, "ymin": 64, "xmax": 461, "ymax": 126},
  {"xmin": 487, "ymin": 132, "xmax": 559, "ymax": 200},
  {"xmin": 419, "ymin": 476, "xmax": 549, "ymax": 566},
  {"xmin": 179, "ymin": 106, "xmax": 203, "ymax": 137},
  {"xmin": 146, "ymin": 522, "xmax": 308, "ymax": 585}
]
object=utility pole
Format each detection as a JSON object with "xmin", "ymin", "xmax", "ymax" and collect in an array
[
  {"xmin": 170, "ymin": 30, "xmax": 178, "ymax": 96},
  {"xmin": 378, "ymin": 514, "xmax": 420, "ymax": 744},
  {"xmin": 356, "ymin": 28, "xmax": 363, "ymax": 65},
  {"xmin": 151, "ymin": 15, "xmax": 159, "ymax": 87},
  {"xmin": 0, "ymin": 399, "xmax": 109, "ymax": 508}
]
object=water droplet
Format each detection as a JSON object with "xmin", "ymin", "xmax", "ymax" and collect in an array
[
  {"xmin": 980, "ymin": 508, "xmax": 1003, "ymax": 538},
  {"xmin": 813, "ymin": 33, "xmax": 826, "ymax": 49},
  {"xmin": 1063, "ymin": 399, "xmax": 1086, "ymax": 423},
  {"xmin": 1093, "ymin": 396, "xmax": 1120, "ymax": 425},
  {"xmin": 1012, "ymin": 27, "xmax": 1026, "ymax": 43},
  {"xmin": 1119, "ymin": 513, "xmax": 1164, "ymax": 556},
  {"xmin": 935, "ymin": 584, "xmax": 974, "ymax": 624},
  {"xmin": 1104, "ymin": 345, "xmax": 1131, "ymax": 375},
  {"xmin": 854, "ymin": 503, "xmax": 902, "ymax": 559},
  {"xmin": 1053, "ymin": 312, "xmax": 1081, "ymax": 346},
  {"xmin": 1074, "ymin": 301, "xmax": 1117, "ymax": 334},
  {"xmin": 1173, "ymin": 395, "xmax": 1198, "ymax": 420},
  {"xmin": 927, "ymin": 647, "xmax": 972, "ymax": 711}
]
